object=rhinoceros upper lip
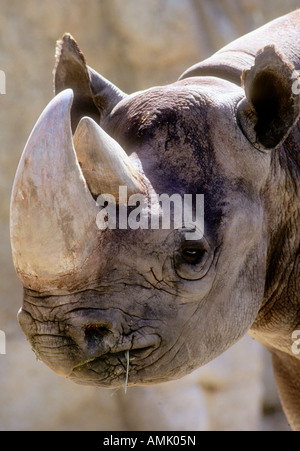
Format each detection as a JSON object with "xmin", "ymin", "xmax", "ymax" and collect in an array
[
  {"xmin": 72, "ymin": 343, "xmax": 158, "ymax": 375},
  {"xmin": 126, "ymin": 344, "xmax": 156, "ymax": 360}
]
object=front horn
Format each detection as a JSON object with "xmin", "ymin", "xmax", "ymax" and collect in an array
[{"xmin": 10, "ymin": 89, "xmax": 101, "ymax": 292}]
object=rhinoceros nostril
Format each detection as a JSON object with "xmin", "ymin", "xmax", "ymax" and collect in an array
[{"xmin": 84, "ymin": 324, "xmax": 111, "ymax": 346}]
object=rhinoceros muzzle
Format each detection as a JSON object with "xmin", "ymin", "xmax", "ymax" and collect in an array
[
  {"xmin": 11, "ymin": 88, "xmax": 156, "ymax": 385},
  {"xmin": 18, "ymin": 300, "xmax": 162, "ymax": 386}
]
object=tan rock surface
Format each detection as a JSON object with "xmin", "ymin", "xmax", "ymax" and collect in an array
[{"xmin": 0, "ymin": 0, "xmax": 297, "ymax": 430}]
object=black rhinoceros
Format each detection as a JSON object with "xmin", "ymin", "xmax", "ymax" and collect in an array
[{"xmin": 10, "ymin": 10, "xmax": 300, "ymax": 429}]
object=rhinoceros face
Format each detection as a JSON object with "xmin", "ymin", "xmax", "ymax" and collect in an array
[{"xmin": 11, "ymin": 35, "xmax": 300, "ymax": 388}]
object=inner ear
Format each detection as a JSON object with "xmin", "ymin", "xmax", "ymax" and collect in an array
[
  {"xmin": 250, "ymin": 70, "xmax": 293, "ymax": 148},
  {"xmin": 237, "ymin": 45, "xmax": 300, "ymax": 150}
]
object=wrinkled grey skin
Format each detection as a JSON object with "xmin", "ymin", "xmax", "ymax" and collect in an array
[{"xmin": 11, "ymin": 11, "xmax": 299, "ymax": 429}]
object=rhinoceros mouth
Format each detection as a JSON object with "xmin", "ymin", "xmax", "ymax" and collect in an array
[{"xmin": 69, "ymin": 345, "xmax": 159, "ymax": 388}]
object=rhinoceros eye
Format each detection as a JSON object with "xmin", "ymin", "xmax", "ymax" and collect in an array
[
  {"xmin": 181, "ymin": 248, "xmax": 207, "ymax": 265},
  {"xmin": 174, "ymin": 238, "xmax": 213, "ymax": 281}
]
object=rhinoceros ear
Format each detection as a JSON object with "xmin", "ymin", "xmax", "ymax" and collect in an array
[
  {"xmin": 237, "ymin": 45, "xmax": 300, "ymax": 150},
  {"xmin": 54, "ymin": 33, "xmax": 126, "ymax": 132}
]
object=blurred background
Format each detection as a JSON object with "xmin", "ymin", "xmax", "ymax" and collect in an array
[{"xmin": 0, "ymin": 0, "xmax": 299, "ymax": 431}]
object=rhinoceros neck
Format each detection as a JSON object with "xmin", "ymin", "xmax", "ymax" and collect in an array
[
  {"xmin": 266, "ymin": 129, "xmax": 299, "ymax": 304},
  {"xmin": 250, "ymin": 129, "xmax": 300, "ymax": 356},
  {"xmin": 180, "ymin": 9, "xmax": 300, "ymax": 85}
]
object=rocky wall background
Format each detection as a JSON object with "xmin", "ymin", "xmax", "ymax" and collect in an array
[{"xmin": 1, "ymin": 0, "xmax": 298, "ymax": 431}]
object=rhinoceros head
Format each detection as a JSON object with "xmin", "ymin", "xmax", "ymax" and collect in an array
[{"xmin": 10, "ymin": 34, "xmax": 300, "ymax": 387}]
